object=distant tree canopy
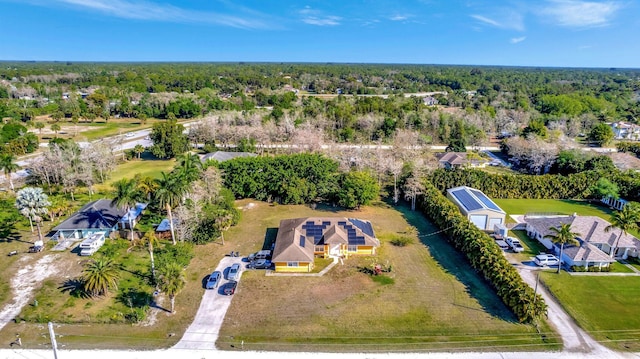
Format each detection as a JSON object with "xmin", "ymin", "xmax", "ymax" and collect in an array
[
  {"xmin": 2, "ymin": 62, "xmax": 640, "ymax": 147},
  {"xmin": 149, "ymin": 120, "xmax": 189, "ymax": 159}
]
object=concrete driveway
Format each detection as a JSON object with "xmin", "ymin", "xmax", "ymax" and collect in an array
[{"xmin": 173, "ymin": 256, "xmax": 244, "ymax": 350}]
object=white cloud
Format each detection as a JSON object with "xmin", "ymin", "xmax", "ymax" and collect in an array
[
  {"xmin": 298, "ymin": 6, "xmax": 341, "ymax": 26},
  {"xmin": 470, "ymin": 10, "xmax": 525, "ymax": 31},
  {"xmin": 510, "ymin": 36, "xmax": 526, "ymax": 44},
  {"xmin": 390, "ymin": 15, "xmax": 408, "ymax": 21},
  {"xmin": 540, "ymin": 0, "xmax": 622, "ymax": 28},
  {"xmin": 302, "ymin": 16, "xmax": 341, "ymax": 26},
  {"xmin": 21, "ymin": 0, "xmax": 271, "ymax": 29}
]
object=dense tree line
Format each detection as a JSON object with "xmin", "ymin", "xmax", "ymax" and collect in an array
[
  {"xmin": 1, "ymin": 62, "xmax": 639, "ymax": 148},
  {"xmin": 217, "ymin": 153, "xmax": 379, "ymax": 209},
  {"xmin": 417, "ymin": 180, "xmax": 546, "ymax": 323}
]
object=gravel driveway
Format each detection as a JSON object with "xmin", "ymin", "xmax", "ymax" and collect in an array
[{"xmin": 172, "ymin": 256, "xmax": 244, "ymax": 350}]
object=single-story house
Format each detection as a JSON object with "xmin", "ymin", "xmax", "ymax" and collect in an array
[
  {"xmin": 52, "ymin": 199, "xmax": 126, "ymax": 241},
  {"xmin": 437, "ymin": 152, "xmax": 488, "ymax": 169},
  {"xmin": 423, "ymin": 96, "xmax": 438, "ymax": 106},
  {"xmin": 446, "ymin": 186, "xmax": 506, "ymax": 231},
  {"xmin": 272, "ymin": 217, "xmax": 380, "ymax": 273},
  {"xmin": 611, "ymin": 121, "xmax": 640, "ymax": 140},
  {"xmin": 200, "ymin": 151, "xmax": 257, "ymax": 162},
  {"xmin": 523, "ymin": 214, "xmax": 640, "ymax": 268}
]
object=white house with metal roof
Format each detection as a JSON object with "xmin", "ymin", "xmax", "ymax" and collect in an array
[{"xmin": 446, "ymin": 186, "xmax": 506, "ymax": 231}]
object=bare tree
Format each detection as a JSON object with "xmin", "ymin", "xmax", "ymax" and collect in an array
[{"xmin": 404, "ymin": 172, "xmax": 425, "ymax": 211}]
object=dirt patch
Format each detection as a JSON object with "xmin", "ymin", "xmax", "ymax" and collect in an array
[{"xmin": 0, "ymin": 255, "xmax": 60, "ymax": 331}]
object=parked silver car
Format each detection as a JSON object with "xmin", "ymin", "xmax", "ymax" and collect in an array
[
  {"xmin": 227, "ymin": 263, "xmax": 240, "ymax": 281},
  {"xmin": 506, "ymin": 237, "xmax": 525, "ymax": 253}
]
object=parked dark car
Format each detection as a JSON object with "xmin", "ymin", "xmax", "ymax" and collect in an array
[
  {"xmin": 248, "ymin": 259, "xmax": 272, "ymax": 269},
  {"xmin": 223, "ymin": 281, "xmax": 237, "ymax": 295},
  {"xmin": 205, "ymin": 271, "xmax": 222, "ymax": 289}
]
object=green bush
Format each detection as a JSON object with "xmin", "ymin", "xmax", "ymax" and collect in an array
[{"xmin": 389, "ymin": 235, "xmax": 414, "ymax": 247}]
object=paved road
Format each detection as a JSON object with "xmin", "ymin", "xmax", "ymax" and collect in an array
[{"xmin": 172, "ymin": 256, "xmax": 244, "ymax": 350}]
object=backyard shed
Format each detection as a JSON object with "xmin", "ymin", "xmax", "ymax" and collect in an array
[{"xmin": 446, "ymin": 186, "xmax": 506, "ymax": 231}]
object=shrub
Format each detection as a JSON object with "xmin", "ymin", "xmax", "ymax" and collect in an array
[{"xmin": 390, "ymin": 235, "xmax": 414, "ymax": 247}]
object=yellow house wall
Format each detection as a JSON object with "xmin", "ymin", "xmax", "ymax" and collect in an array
[
  {"xmin": 274, "ymin": 262, "xmax": 313, "ymax": 273},
  {"xmin": 355, "ymin": 246, "xmax": 375, "ymax": 255}
]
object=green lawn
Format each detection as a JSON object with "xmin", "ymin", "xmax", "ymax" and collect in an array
[
  {"xmin": 94, "ymin": 156, "xmax": 175, "ymax": 192},
  {"xmin": 540, "ymin": 272, "xmax": 640, "ymax": 351},
  {"xmin": 218, "ymin": 201, "xmax": 560, "ymax": 352},
  {"xmin": 493, "ymin": 199, "xmax": 614, "ymax": 222}
]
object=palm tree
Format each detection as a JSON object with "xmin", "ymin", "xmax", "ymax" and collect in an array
[
  {"xmin": 133, "ymin": 144, "xmax": 145, "ymax": 159},
  {"xmin": 154, "ymin": 172, "xmax": 186, "ymax": 245},
  {"xmin": 111, "ymin": 178, "xmax": 142, "ymax": 241},
  {"xmin": 0, "ymin": 153, "xmax": 19, "ymax": 192},
  {"xmin": 605, "ymin": 203, "xmax": 640, "ymax": 258},
  {"xmin": 15, "ymin": 187, "xmax": 51, "ymax": 243},
  {"xmin": 545, "ymin": 224, "xmax": 580, "ymax": 273},
  {"xmin": 128, "ymin": 231, "xmax": 161, "ymax": 282},
  {"xmin": 134, "ymin": 174, "xmax": 158, "ymax": 202},
  {"xmin": 82, "ymin": 258, "xmax": 120, "ymax": 297},
  {"xmin": 174, "ymin": 153, "xmax": 203, "ymax": 183},
  {"xmin": 157, "ymin": 262, "xmax": 185, "ymax": 314}
]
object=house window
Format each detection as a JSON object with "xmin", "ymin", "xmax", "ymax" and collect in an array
[
  {"xmin": 348, "ymin": 245, "xmax": 358, "ymax": 252},
  {"xmin": 315, "ymin": 245, "xmax": 324, "ymax": 252},
  {"xmin": 287, "ymin": 262, "xmax": 299, "ymax": 267}
]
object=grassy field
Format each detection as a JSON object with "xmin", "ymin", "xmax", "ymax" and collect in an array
[
  {"xmin": 0, "ymin": 200, "xmax": 561, "ymax": 351},
  {"xmin": 218, "ymin": 201, "xmax": 560, "ymax": 352},
  {"xmin": 493, "ymin": 199, "xmax": 614, "ymax": 221},
  {"xmin": 540, "ymin": 272, "xmax": 640, "ymax": 351},
  {"xmin": 94, "ymin": 156, "xmax": 175, "ymax": 192}
]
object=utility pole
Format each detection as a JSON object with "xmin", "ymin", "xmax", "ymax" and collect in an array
[{"xmin": 48, "ymin": 322, "xmax": 58, "ymax": 359}]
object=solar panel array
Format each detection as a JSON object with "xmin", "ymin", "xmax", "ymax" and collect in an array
[
  {"xmin": 338, "ymin": 223, "xmax": 366, "ymax": 245},
  {"xmin": 302, "ymin": 221, "xmax": 330, "ymax": 244},
  {"xmin": 348, "ymin": 218, "xmax": 375, "ymax": 237},
  {"xmin": 451, "ymin": 189, "xmax": 483, "ymax": 211},
  {"xmin": 470, "ymin": 189, "xmax": 502, "ymax": 211}
]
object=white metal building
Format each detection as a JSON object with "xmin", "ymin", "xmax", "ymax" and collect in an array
[{"xmin": 446, "ymin": 186, "xmax": 506, "ymax": 231}]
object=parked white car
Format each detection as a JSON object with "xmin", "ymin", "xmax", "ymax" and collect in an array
[
  {"xmin": 506, "ymin": 237, "xmax": 524, "ymax": 252},
  {"xmin": 534, "ymin": 254, "xmax": 560, "ymax": 267}
]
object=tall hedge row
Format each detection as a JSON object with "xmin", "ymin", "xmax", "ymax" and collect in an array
[
  {"xmin": 428, "ymin": 169, "xmax": 598, "ymax": 199},
  {"xmin": 429, "ymin": 168, "xmax": 640, "ymax": 202},
  {"xmin": 417, "ymin": 180, "xmax": 546, "ymax": 323}
]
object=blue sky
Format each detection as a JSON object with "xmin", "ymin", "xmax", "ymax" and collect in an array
[{"xmin": 0, "ymin": 0, "xmax": 637, "ymax": 67}]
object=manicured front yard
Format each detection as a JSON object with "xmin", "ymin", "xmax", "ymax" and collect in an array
[
  {"xmin": 541, "ymin": 272, "xmax": 640, "ymax": 351},
  {"xmin": 218, "ymin": 201, "xmax": 560, "ymax": 352}
]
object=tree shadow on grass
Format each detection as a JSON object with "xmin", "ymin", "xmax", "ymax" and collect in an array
[
  {"xmin": 59, "ymin": 278, "xmax": 90, "ymax": 299},
  {"xmin": 262, "ymin": 228, "xmax": 278, "ymax": 251},
  {"xmin": 394, "ymin": 200, "xmax": 518, "ymax": 323}
]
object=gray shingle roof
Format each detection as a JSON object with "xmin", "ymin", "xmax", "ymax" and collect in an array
[
  {"xmin": 272, "ymin": 217, "xmax": 379, "ymax": 263},
  {"xmin": 53, "ymin": 199, "xmax": 126, "ymax": 231},
  {"xmin": 524, "ymin": 215, "xmax": 640, "ymax": 263}
]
